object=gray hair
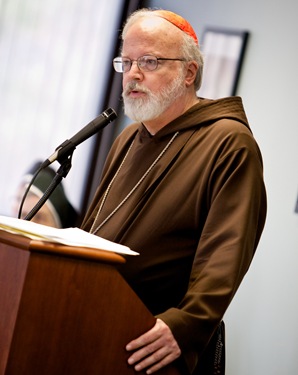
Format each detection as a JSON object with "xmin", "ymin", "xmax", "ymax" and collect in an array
[{"xmin": 121, "ymin": 8, "xmax": 204, "ymax": 91}]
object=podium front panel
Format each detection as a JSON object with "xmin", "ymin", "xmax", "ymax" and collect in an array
[{"xmin": 0, "ymin": 236, "xmax": 181, "ymax": 375}]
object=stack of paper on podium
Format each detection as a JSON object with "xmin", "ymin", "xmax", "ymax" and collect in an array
[{"xmin": 0, "ymin": 215, "xmax": 138, "ymax": 256}]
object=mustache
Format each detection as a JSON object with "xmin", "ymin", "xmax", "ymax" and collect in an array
[{"xmin": 122, "ymin": 81, "xmax": 151, "ymax": 97}]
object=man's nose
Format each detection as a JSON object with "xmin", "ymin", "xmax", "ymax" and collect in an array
[{"xmin": 127, "ymin": 61, "xmax": 144, "ymax": 79}]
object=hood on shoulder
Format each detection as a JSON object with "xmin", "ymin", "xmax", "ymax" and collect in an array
[{"xmin": 155, "ymin": 96, "xmax": 250, "ymax": 138}]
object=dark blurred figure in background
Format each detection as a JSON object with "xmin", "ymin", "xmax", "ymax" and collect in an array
[{"xmin": 12, "ymin": 161, "xmax": 79, "ymax": 228}]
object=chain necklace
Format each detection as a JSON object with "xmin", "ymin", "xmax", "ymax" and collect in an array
[{"xmin": 90, "ymin": 131, "xmax": 179, "ymax": 235}]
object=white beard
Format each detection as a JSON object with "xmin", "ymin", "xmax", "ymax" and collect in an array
[{"xmin": 122, "ymin": 73, "xmax": 186, "ymax": 123}]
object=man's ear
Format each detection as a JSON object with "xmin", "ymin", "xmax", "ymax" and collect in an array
[{"xmin": 185, "ymin": 61, "xmax": 198, "ymax": 87}]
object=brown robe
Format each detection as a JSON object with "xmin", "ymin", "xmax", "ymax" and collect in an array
[{"xmin": 82, "ymin": 97, "xmax": 267, "ymax": 373}]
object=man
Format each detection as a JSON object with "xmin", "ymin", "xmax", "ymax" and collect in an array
[{"xmin": 82, "ymin": 8, "xmax": 266, "ymax": 375}]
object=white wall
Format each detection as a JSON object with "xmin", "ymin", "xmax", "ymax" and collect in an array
[
  {"xmin": 144, "ymin": 0, "xmax": 298, "ymax": 373},
  {"xmin": 0, "ymin": 0, "xmax": 123, "ymax": 216}
]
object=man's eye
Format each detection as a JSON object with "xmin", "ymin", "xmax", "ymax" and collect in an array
[
  {"xmin": 144, "ymin": 58, "xmax": 156, "ymax": 66},
  {"xmin": 122, "ymin": 60, "xmax": 131, "ymax": 67}
]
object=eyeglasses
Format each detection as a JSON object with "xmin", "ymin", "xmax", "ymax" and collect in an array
[{"xmin": 113, "ymin": 55, "xmax": 186, "ymax": 73}]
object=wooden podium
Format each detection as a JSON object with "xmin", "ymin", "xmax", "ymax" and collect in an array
[{"xmin": 0, "ymin": 230, "xmax": 181, "ymax": 375}]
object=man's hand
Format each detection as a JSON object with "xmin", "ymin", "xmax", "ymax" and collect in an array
[{"xmin": 126, "ymin": 318, "xmax": 181, "ymax": 374}]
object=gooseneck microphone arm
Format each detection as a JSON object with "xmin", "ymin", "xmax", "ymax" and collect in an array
[
  {"xmin": 19, "ymin": 108, "xmax": 117, "ymax": 222},
  {"xmin": 22, "ymin": 158, "xmax": 72, "ymax": 222},
  {"xmin": 40, "ymin": 107, "xmax": 117, "ymax": 168}
]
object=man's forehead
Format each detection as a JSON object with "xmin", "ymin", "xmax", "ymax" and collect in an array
[{"xmin": 123, "ymin": 17, "xmax": 183, "ymax": 49}]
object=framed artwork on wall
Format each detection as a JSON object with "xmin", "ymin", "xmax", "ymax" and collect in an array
[{"xmin": 197, "ymin": 27, "xmax": 249, "ymax": 99}]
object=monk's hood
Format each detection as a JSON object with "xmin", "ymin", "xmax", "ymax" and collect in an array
[{"xmin": 152, "ymin": 96, "xmax": 250, "ymax": 140}]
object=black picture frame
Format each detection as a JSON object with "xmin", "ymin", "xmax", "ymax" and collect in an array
[{"xmin": 198, "ymin": 27, "xmax": 249, "ymax": 99}]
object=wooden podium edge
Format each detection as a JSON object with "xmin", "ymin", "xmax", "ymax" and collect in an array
[
  {"xmin": 29, "ymin": 240, "xmax": 126, "ymax": 264},
  {"xmin": 0, "ymin": 229, "xmax": 126, "ymax": 264},
  {"xmin": 0, "ymin": 230, "xmax": 30, "ymax": 250}
]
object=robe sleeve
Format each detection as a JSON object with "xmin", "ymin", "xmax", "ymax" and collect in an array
[{"xmin": 157, "ymin": 135, "xmax": 267, "ymax": 371}]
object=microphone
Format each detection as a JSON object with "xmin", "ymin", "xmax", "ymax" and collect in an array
[{"xmin": 41, "ymin": 107, "xmax": 117, "ymax": 168}]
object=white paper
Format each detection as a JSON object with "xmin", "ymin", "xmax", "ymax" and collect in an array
[{"xmin": 0, "ymin": 215, "xmax": 138, "ymax": 256}]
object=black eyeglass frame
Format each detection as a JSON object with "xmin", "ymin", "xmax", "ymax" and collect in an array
[{"xmin": 113, "ymin": 55, "xmax": 186, "ymax": 73}]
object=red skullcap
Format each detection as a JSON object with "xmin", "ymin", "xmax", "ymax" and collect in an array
[{"xmin": 154, "ymin": 10, "xmax": 199, "ymax": 45}]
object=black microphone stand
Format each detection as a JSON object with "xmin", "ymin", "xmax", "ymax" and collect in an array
[
  {"xmin": 20, "ymin": 108, "xmax": 117, "ymax": 222},
  {"xmin": 23, "ymin": 151, "xmax": 74, "ymax": 222}
]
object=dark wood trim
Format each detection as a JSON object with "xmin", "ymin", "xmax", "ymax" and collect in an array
[{"xmin": 80, "ymin": 0, "xmax": 142, "ymax": 218}]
